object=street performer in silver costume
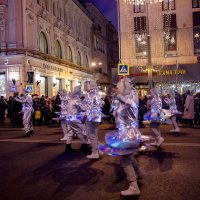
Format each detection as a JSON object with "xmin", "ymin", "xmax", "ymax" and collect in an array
[
  {"xmin": 64, "ymin": 85, "xmax": 89, "ymax": 152},
  {"xmin": 80, "ymin": 80, "xmax": 104, "ymax": 159},
  {"xmin": 59, "ymin": 89, "xmax": 72, "ymax": 141},
  {"xmin": 165, "ymin": 92, "xmax": 182, "ymax": 133},
  {"xmin": 144, "ymin": 88, "xmax": 165, "ymax": 147},
  {"xmin": 15, "ymin": 89, "xmax": 34, "ymax": 137},
  {"xmin": 100, "ymin": 78, "xmax": 154, "ymax": 196}
]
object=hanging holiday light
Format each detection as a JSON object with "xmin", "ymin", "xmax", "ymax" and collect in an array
[{"xmin": 124, "ymin": 0, "xmax": 164, "ymax": 5}]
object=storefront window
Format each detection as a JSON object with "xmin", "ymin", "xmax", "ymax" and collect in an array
[
  {"xmin": 77, "ymin": 51, "xmax": 81, "ymax": 66},
  {"xmin": 55, "ymin": 40, "xmax": 62, "ymax": 59},
  {"xmin": 0, "ymin": 73, "xmax": 6, "ymax": 97},
  {"xmin": 40, "ymin": 76, "xmax": 48, "ymax": 96},
  {"xmin": 55, "ymin": 79, "xmax": 61, "ymax": 94},
  {"xmin": 39, "ymin": 32, "xmax": 48, "ymax": 54},
  {"xmin": 134, "ymin": 16, "xmax": 148, "ymax": 58},
  {"xmin": 66, "ymin": 46, "xmax": 73, "ymax": 62},
  {"xmin": 67, "ymin": 80, "xmax": 73, "ymax": 92}
]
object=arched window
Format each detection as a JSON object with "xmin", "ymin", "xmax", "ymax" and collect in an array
[
  {"xmin": 39, "ymin": 32, "xmax": 48, "ymax": 54},
  {"xmin": 55, "ymin": 40, "xmax": 62, "ymax": 59},
  {"xmin": 67, "ymin": 46, "xmax": 73, "ymax": 62},
  {"xmin": 77, "ymin": 51, "xmax": 81, "ymax": 65},
  {"xmin": 85, "ymin": 56, "xmax": 89, "ymax": 68}
]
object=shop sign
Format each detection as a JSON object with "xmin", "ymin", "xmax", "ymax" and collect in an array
[
  {"xmin": 43, "ymin": 63, "xmax": 64, "ymax": 73},
  {"xmin": 10, "ymin": 85, "xmax": 17, "ymax": 93},
  {"xmin": 159, "ymin": 69, "xmax": 186, "ymax": 76},
  {"xmin": 26, "ymin": 84, "xmax": 34, "ymax": 94},
  {"xmin": 118, "ymin": 64, "xmax": 129, "ymax": 75}
]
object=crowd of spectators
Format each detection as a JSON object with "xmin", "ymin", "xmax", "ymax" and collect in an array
[{"xmin": 0, "ymin": 90, "xmax": 200, "ymax": 128}]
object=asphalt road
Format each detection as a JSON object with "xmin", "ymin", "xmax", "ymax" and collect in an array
[{"xmin": 0, "ymin": 122, "xmax": 200, "ymax": 200}]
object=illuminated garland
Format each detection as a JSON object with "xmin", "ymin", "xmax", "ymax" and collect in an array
[{"xmin": 124, "ymin": 0, "xmax": 164, "ymax": 4}]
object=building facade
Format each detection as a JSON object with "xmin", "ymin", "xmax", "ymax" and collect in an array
[
  {"xmin": 117, "ymin": 0, "xmax": 200, "ymax": 94},
  {"xmin": 83, "ymin": 1, "xmax": 119, "ymax": 95},
  {"xmin": 0, "ymin": 0, "xmax": 93, "ymax": 98}
]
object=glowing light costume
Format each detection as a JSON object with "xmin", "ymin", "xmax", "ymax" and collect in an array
[
  {"xmin": 59, "ymin": 90, "xmax": 72, "ymax": 141},
  {"xmin": 144, "ymin": 88, "xmax": 165, "ymax": 147},
  {"xmin": 80, "ymin": 80, "xmax": 104, "ymax": 159},
  {"xmin": 15, "ymin": 89, "xmax": 34, "ymax": 137},
  {"xmin": 99, "ymin": 78, "xmax": 153, "ymax": 196},
  {"xmin": 165, "ymin": 95, "xmax": 182, "ymax": 117},
  {"xmin": 165, "ymin": 92, "xmax": 182, "ymax": 132}
]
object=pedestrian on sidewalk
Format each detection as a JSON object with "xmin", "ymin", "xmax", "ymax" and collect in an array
[{"xmin": 183, "ymin": 90, "xmax": 194, "ymax": 128}]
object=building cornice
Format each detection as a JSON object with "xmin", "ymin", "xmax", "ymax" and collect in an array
[{"xmin": 0, "ymin": 48, "xmax": 93, "ymax": 74}]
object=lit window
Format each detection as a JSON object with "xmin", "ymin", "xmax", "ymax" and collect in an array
[
  {"xmin": 162, "ymin": 0, "xmax": 175, "ymax": 11},
  {"xmin": 192, "ymin": 0, "xmax": 200, "ymax": 8},
  {"xmin": 163, "ymin": 14, "xmax": 177, "ymax": 57},
  {"xmin": 133, "ymin": 4, "xmax": 145, "ymax": 13},
  {"xmin": 55, "ymin": 40, "xmax": 62, "ymax": 59},
  {"xmin": 134, "ymin": 16, "xmax": 148, "ymax": 58},
  {"xmin": 193, "ymin": 11, "xmax": 200, "ymax": 55},
  {"xmin": 39, "ymin": 32, "xmax": 48, "ymax": 54}
]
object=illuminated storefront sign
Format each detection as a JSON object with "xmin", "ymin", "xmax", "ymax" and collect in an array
[
  {"xmin": 42, "ymin": 63, "xmax": 64, "ymax": 73},
  {"xmin": 159, "ymin": 69, "xmax": 186, "ymax": 76}
]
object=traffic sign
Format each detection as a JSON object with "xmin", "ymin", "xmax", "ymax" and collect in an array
[
  {"xmin": 10, "ymin": 85, "xmax": 17, "ymax": 93},
  {"xmin": 118, "ymin": 64, "xmax": 130, "ymax": 75},
  {"xmin": 26, "ymin": 84, "xmax": 34, "ymax": 94}
]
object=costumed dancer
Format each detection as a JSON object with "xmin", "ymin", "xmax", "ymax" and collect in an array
[
  {"xmin": 147, "ymin": 88, "xmax": 165, "ymax": 147},
  {"xmin": 165, "ymin": 92, "xmax": 181, "ymax": 132},
  {"xmin": 100, "ymin": 78, "xmax": 154, "ymax": 196},
  {"xmin": 59, "ymin": 89, "xmax": 72, "ymax": 141},
  {"xmin": 64, "ymin": 85, "xmax": 89, "ymax": 152},
  {"xmin": 81, "ymin": 80, "xmax": 104, "ymax": 159},
  {"xmin": 14, "ymin": 89, "xmax": 34, "ymax": 137}
]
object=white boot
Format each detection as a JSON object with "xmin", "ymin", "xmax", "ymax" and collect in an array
[
  {"xmin": 170, "ymin": 129, "xmax": 175, "ymax": 132},
  {"xmin": 86, "ymin": 152, "xmax": 99, "ymax": 159},
  {"xmin": 60, "ymin": 135, "xmax": 67, "ymax": 141},
  {"xmin": 174, "ymin": 127, "xmax": 180, "ymax": 132},
  {"xmin": 121, "ymin": 181, "xmax": 140, "ymax": 196},
  {"xmin": 157, "ymin": 136, "xmax": 164, "ymax": 147}
]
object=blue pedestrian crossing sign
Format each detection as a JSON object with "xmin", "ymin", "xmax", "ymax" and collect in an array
[
  {"xmin": 118, "ymin": 64, "xmax": 130, "ymax": 75},
  {"xmin": 26, "ymin": 84, "xmax": 34, "ymax": 94}
]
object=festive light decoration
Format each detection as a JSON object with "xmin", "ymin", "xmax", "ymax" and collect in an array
[{"xmin": 124, "ymin": 0, "xmax": 164, "ymax": 5}]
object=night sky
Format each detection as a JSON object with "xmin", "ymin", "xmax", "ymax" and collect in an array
[{"xmin": 93, "ymin": 0, "xmax": 118, "ymax": 30}]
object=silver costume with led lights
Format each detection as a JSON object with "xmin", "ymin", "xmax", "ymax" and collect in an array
[
  {"xmin": 144, "ymin": 88, "xmax": 165, "ymax": 147},
  {"xmin": 60, "ymin": 86, "xmax": 87, "ymax": 151},
  {"xmin": 165, "ymin": 92, "xmax": 181, "ymax": 132},
  {"xmin": 99, "ymin": 78, "xmax": 153, "ymax": 196},
  {"xmin": 59, "ymin": 90, "xmax": 72, "ymax": 141},
  {"xmin": 80, "ymin": 80, "xmax": 104, "ymax": 159},
  {"xmin": 15, "ymin": 89, "xmax": 34, "ymax": 136}
]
